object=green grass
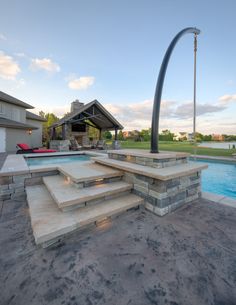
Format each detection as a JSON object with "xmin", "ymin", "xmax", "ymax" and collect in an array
[{"xmin": 120, "ymin": 141, "xmax": 236, "ymax": 157}]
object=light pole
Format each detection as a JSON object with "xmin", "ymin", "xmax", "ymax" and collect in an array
[{"xmin": 150, "ymin": 27, "xmax": 201, "ymax": 153}]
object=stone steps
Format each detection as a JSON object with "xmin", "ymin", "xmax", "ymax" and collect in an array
[
  {"xmin": 93, "ymin": 157, "xmax": 208, "ymax": 181},
  {"xmin": 58, "ymin": 162, "xmax": 123, "ymax": 183},
  {"xmin": 43, "ymin": 175, "xmax": 132, "ymax": 211},
  {"xmin": 26, "ymin": 185, "xmax": 143, "ymax": 247}
]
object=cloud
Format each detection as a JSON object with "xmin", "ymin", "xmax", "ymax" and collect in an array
[
  {"xmin": 174, "ymin": 102, "xmax": 226, "ymax": 119},
  {"xmin": 15, "ymin": 52, "xmax": 26, "ymax": 58},
  {"xmin": 104, "ymin": 98, "xmax": 228, "ymax": 131},
  {"xmin": 30, "ymin": 58, "xmax": 60, "ymax": 73},
  {"xmin": 68, "ymin": 76, "xmax": 95, "ymax": 90},
  {"xmin": 219, "ymin": 94, "xmax": 236, "ymax": 104},
  {"xmin": 0, "ymin": 51, "xmax": 21, "ymax": 80},
  {"xmin": 0, "ymin": 33, "xmax": 6, "ymax": 40},
  {"xmin": 104, "ymin": 99, "xmax": 177, "ymax": 130}
]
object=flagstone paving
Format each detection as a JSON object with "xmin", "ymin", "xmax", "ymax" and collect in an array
[{"xmin": 0, "ymin": 196, "xmax": 236, "ymax": 305}]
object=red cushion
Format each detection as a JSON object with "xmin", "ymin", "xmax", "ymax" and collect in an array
[
  {"xmin": 17, "ymin": 143, "xmax": 31, "ymax": 150},
  {"xmin": 32, "ymin": 149, "xmax": 57, "ymax": 153}
]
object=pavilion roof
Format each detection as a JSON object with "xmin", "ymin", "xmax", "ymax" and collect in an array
[{"xmin": 50, "ymin": 100, "xmax": 123, "ymax": 130}]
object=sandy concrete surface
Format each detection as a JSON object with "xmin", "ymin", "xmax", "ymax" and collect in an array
[{"xmin": 0, "ymin": 196, "xmax": 236, "ymax": 305}]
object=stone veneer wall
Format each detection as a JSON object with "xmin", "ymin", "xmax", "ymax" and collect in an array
[
  {"xmin": 123, "ymin": 171, "xmax": 201, "ymax": 216},
  {"xmin": 108, "ymin": 153, "xmax": 187, "ymax": 168},
  {"xmin": 0, "ymin": 170, "xmax": 58, "ymax": 201}
]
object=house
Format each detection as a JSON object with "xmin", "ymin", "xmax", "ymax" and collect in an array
[
  {"xmin": 0, "ymin": 91, "xmax": 46, "ymax": 153},
  {"xmin": 122, "ymin": 130, "xmax": 140, "ymax": 139},
  {"xmin": 174, "ymin": 132, "xmax": 194, "ymax": 141},
  {"xmin": 49, "ymin": 100, "xmax": 123, "ymax": 150},
  {"xmin": 211, "ymin": 134, "xmax": 225, "ymax": 141},
  {"xmin": 174, "ymin": 132, "xmax": 188, "ymax": 141}
]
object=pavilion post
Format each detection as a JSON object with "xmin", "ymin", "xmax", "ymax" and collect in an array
[
  {"xmin": 50, "ymin": 127, "xmax": 56, "ymax": 140},
  {"xmin": 114, "ymin": 128, "xmax": 118, "ymax": 141},
  {"xmin": 99, "ymin": 128, "xmax": 102, "ymax": 140},
  {"xmin": 62, "ymin": 124, "xmax": 66, "ymax": 140}
]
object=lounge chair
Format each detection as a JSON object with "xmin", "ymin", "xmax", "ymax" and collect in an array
[
  {"xmin": 70, "ymin": 137, "xmax": 82, "ymax": 151},
  {"xmin": 82, "ymin": 139, "xmax": 92, "ymax": 150},
  {"xmin": 96, "ymin": 140, "xmax": 107, "ymax": 150},
  {"xmin": 16, "ymin": 143, "xmax": 57, "ymax": 154}
]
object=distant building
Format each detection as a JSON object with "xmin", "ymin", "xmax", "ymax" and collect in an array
[
  {"xmin": 174, "ymin": 132, "xmax": 195, "ymax": 141},
  {"xmin": 0, "ymin": 91, "xmax": 46, "ymax": 153},
  {"xmin": 211, "ymin": 134, "xmax": 225, "ymax": 141},
  {"xmin": 122, "ymin": 131, "xmax": 130, "ymax": 138}
]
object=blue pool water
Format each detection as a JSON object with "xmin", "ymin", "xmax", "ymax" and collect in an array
[
  {"xmin": 194, "ymin": 159, "xmax": 236, "ymax": 199},
  {"xmin": 26, "ymin": 154, "xmax": 91, "ymax": 166}
]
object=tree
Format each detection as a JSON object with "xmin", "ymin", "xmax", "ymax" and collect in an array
[
  {"xmin": 88, "ymin": 126, "xmax": 99, "ymax": 140},
  {"xmin": 195, "ymin": 132, "xmax": 203, "ymax": 142},
  {"xmin": 202, "ymin": 134, "xmax": 212, "ymax": 141},
  {"xmin": 159, "ymin": 130, "xmax": 174, "ymax": 141},
  {"xmin": 140, "ymin": 128, "xmax": 151, "ymax": 141},
  {"xmin": 103, "ymin": 130, "xmax": 112, "ymax": 140},
  {"xmin": 39, "ymin": 111, "xmax": 59, "ymax": 146},
  {"xmin": 117, "ymin": 130, "xmax": 124, "ymax": 141}
]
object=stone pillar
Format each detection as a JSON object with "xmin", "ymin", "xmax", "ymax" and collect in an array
[{"xmin": 114, "ymin": 128, "xmax": 118, "ymax": 141}]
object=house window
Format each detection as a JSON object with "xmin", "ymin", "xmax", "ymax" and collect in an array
[
  {"xmin": 0, "ymin": 103, "xmax": 4, "ymax": 115},
  {"xmin": 11, "ymin": 108, "xmax": 20, "ymax": 121}
]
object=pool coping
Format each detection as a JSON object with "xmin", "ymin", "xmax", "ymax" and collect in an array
[
  {"xmin": 0, "ymin": 151, "xmax": 106, "ymax": 176},
  {"xmin": 202, "ymin": 192, "xmax": 236, "ymax": 208},
  {"xmin": 190, "ymin": 155, "xmax": 236, "ymax": 164}
]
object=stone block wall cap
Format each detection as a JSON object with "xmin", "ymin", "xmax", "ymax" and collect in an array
[
  {"xmin": 94, "ymin": 157, "xmax": 208, "ymax": 181},
  {"xmin": 107, "ymin": 149, "xmax": 189, "ymax": 160}
]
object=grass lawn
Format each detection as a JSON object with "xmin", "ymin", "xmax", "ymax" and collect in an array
[{"xmin": 120, "ymin": 141, "xmax": 236, "ymax": 157}]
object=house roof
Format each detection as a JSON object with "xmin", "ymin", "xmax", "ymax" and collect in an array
[
  {"xmin": 26, "ymin": 111, "xmax": 47, "ymax": 122},
  {"xmin": 50, "ymin": 100, "xmax": 123, "ymax": 130},
  {"xmin": 0, "ymin": 91, "xmax": 34, "ymax": 109},
  {"xmin": 0, "ymin": 117, "xmax": 38, "ymax": 130}
]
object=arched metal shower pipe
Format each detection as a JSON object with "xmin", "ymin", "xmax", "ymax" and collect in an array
[{"xmin": 150, "ymin": 27, "xmax": 200, "ymax": 153}]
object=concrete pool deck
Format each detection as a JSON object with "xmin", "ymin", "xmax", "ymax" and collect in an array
[{"xmin": 0, "ymin": 196, "xmax": 236, "ymax": 305}]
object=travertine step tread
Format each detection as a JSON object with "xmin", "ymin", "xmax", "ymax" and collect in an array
[
  {"xmin": 59, "ymin": 162, "xmax": 123, "ymax": 182},
  {"xmin": 26, "ymin": 185, "xmax": 143, "ymax": 245},
  {"xmin": 43, "ymin": 175, "xmax": 132, "ymax": 209},
  {"xmin": 93, "ymin": 157, "xmax": 208, "ymax": 181}
]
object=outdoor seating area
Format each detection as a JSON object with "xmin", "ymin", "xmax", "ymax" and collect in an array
[
  {"xmin": 81, "ymin": 139, "xmax": 107, "ymax": 150},
  {"xmin": 16, "ymin": 143, "xmax": 57, "ymax": 154}
]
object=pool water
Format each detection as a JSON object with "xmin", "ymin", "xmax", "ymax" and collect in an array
[
  {"xmin": 26, "ymin": 154, "xmax": 91, "ymax": 166},
  {"xmin": 194, "ymin": 159, "xmax": 236, "ymax": 199}
]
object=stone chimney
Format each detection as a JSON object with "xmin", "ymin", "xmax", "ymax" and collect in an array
[{"xmin": 71, "ymin": 100, "xmax": 84, "ymax": 113}]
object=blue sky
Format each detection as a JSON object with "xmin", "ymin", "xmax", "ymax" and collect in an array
[{"xmin": 0, "ymin": 0, "xmax": 236, "ymax": 133}]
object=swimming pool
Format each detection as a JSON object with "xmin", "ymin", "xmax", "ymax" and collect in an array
[
  {"xmin": 25, "ymin": 154, "xmax": 91, "ymax": 166},
  {"xmin": 194, "ymin": 159, "xmax": 236, "ymax": 199}
]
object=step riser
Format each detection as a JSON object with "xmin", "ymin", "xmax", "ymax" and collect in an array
[
  {"xmin": 65, "ymin": 175, "xmax": 122, "ymax": 189},
  {"xmin": 59, "ymin": 165, "xmax": 124, "ymax": 184},
  {"xmin": 43, "ymin": 175, "xmax": 133, "ymax": 211},
  {"xmin": 26, "ymin": 185, "xmax": 144, "ymax": 248},
  {"xmin": 61, "ymin": 190, "xmax": 131, "ymax": 212},
  {"xmin": 57, "ymin": 185, "xmax": 132, "ymax": 210},
  {"xmin": 42, "ymin": 199, "xmax": 144, "ymax": 248}
]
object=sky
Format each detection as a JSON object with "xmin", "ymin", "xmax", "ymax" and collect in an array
[{"xmin": 0, "ymin": 0, "xmax": 236, "ymax": 134}]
